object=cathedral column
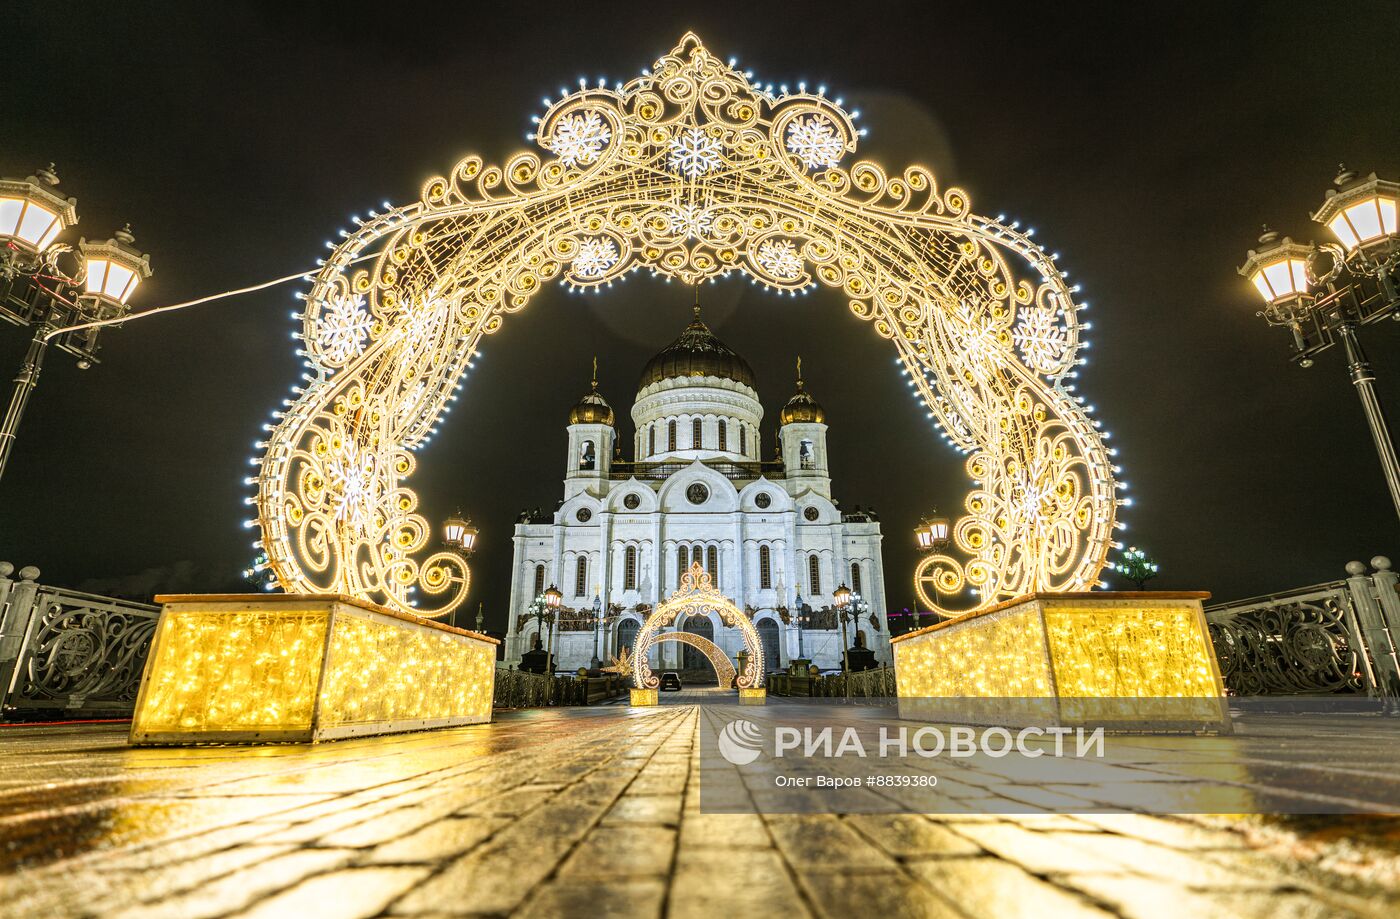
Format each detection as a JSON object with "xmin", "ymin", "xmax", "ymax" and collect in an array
[
  {"xmin": 597, "ymin": 512, "xmax": 614, "ymax": 607},
  {"xmin": 733, "ymin": 512, "xmax": 746, "ymax": 607}
]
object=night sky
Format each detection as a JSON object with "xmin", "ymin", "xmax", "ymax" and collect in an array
[{"xmin": 2, "ymin": 1, "xmax": 1397, "ymax": 629}]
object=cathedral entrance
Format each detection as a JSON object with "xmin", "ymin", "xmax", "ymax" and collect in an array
[
  {"xmin": 633, "ymin": 562, "xmax": 765, "ymax": 693},
  {"xmin": 680, "ymin": 614, "xmax": 715, "ymax": 675}
]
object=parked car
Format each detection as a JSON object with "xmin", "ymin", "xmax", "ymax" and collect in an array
[{"xmin": 659, "ymin": 672, "xmax": 683, "ymax": 691}]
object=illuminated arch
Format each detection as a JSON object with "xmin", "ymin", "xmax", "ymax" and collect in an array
[
  {"xmin": 651, "ymin": 632, "xmax": 737, "ymax": 688},
  {"xmin": 254, "ymin": 33, "xmax": 1119, "ymax": 619},
  {"xmin": 634, "ymin": 562, "xmax": 764, "ymax": 689}
]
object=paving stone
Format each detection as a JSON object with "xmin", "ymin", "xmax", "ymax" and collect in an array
[
  {"xmin": 677, "ymin": 812, "xmax": 771, "ymax": 850},
  {"xmin": 558, "ymin": 825, "xmax": 675, "ymax": 877},
  {"xmin": 798, "ymin": 870, "xmax": 962, "ymax": 918},
  {"xmin": 234, "ymin": 866, "xmax": 430, "ymax": 918},
  {"xmin": 391, "ymin": 802, "xmax": 607, "ymax": 915},
  {"xmin": 766, "ymin": 815, "xmax": 901, "ymax": 870},
  {"xmin": 907, "ymin": 856, "xmax": 1117, "ymax": 918},
  {"xmin": 1060, "ymin": 872, "xmax": 1361, "ymax": 919},
  {"xmin": 670, "ymin": 848, "xmax": 810, "ymax": 918},
  {"xmin": 603, "ymin": 795, "xmax": 683, "ymax": 826},
  {"xmin": 107, "ymin": 848, "xmax": 357, "ymax": 919},
  {"xmin": 362, "ymin": 817, "xmax": 506, "ymax": 864},
  {"xmin": 518, "ymin": 877, "xmax": 667, "ymax": 919},
  {"xmin": 843, "ymin": 813, "xmax": 984, "ymax": 858}
]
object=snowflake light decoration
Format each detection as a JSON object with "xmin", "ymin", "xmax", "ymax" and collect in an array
[
  {"xmin": 314, "ymin": 292, "xmax": 371, "ymax": 365},
  {"xmin": 785, "ymin": 115, "xmax": 845, "ymax": 170},
  {"xmin": 1013, "ymin": 307, "xmax": 1070, "ymax": 374},
  {"xmin": 667, "ymin": 205, "xmax": 713, "ymax": 239},
  {"xmin": 668, "ymin": 128, "xmax": 723, "ymax": 177},
  {"xmin": 326, "ymin": 444, "xmax": 376, "ymax": 534},
  {"xmin": 573, "ymin": 237, "xmax": 620, "ymax": 278},
  {"xmin": 755, "ymin": 239, "xmax": 803, "ymax": 279},
  {"xmin": 549, "ymin": 110, "xmax": 611, "ymax": 167}
]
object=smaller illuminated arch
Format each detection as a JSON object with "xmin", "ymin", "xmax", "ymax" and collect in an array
[{"xmin": 634, "ymin": 562, "xmax": 763, "ymax": 689}]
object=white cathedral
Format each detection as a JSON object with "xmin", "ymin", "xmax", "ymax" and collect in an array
[{"xmin": 503, "ymin": 307, "xmax": 889, "ymax": 675}]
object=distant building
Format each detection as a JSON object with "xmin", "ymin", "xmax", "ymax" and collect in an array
[{"xmin": 503, "ymin": 307, "xmax": 888, "ymax": 674}]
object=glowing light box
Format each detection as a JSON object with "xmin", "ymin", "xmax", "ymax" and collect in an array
[
  {"xmin": 130, "ymin": 594, "xmax": 498, "ymax": 744},
  {"xmin": 891, "ymin": 592, "xmax": 1230, "ymax": 732}
]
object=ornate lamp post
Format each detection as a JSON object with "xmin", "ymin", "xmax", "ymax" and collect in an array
[
  {"xmin": 440, "ymin": 511, "xmax": 478, "ymax": 628},
  {"xmin": 833, "ymin": 582, "xmax": 853, "ymax": 675},
  {"xmin": 590, "ymin": 592, "xmax": 603, "ymax": 670},
  {"xmin": 913, "ymin": 512, "xmax": 951, "ymax": 627},
  {"xmin": 793, "ymin": 589, "xmax": 807, "ymax": 661},
  {"xmin": 1, "ymin": 167, "xmax": 152, "ymax": 484},
  {"xmin": 1238, "ymin": 167, "xmax": 1400, "ymax": 522},
  {"xmin": 543, "ymin": 584, "xmax": 563, "ymax": 675}
]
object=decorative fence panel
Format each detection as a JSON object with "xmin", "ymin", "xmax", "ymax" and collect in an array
[
  {"xmin": 1205, "ymin": 558, "xmax": 1400, "ymax": 699},
  {"xmin": 0, "ymin": 565, "xmax": 161, "ymax": 720},
  {"xmin": 492, "ymin": 669, "xmax": 625, "ymax": 708},
  {"xmin": 811, "ymin": 666, "xmax": 898, "ymax": 700}
]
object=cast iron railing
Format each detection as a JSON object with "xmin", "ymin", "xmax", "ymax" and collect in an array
[
  {"xmin": 0, "ymin": 563, "xmax": 160, "ymax": 720},
  {"xmin": 1205, "ymin": 557, "xmax": 1400, "ymax": 699}
]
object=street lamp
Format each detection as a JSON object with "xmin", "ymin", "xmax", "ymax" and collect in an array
[
  {"xmin": 1238, "ymin": 167, "xmax": 1400, "ymax": 523},
  {"xmin": 833, "ymin": 583, "xmax": 854, "ymax": 682},
  {"xmin": 913, "ymin": 512, "xmax": 952, "ymax": 628},
  {"xmin": 543, "ymin": 584, "xmax": 563, "ymax": 676},
  {"xmin": 590, "ymin": 593, "xmax": 603, "ymax": 670},
  {"xmin": 914, "ymin": 513, "xmax": 951, "ymax": 553},
  {"xmin": 0, "ymin": 166, "xmax": 151, "ymax": 485},
  {"xmin": 441, "ymin": 511, "xmax": 477, "ymax": 555}
]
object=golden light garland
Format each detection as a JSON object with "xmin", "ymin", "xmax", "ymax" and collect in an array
[
  {"xmin": 634, "ymin": 562, "xmax": 764, "ymax": 689},
  {"xmin": 254, "ymin": 33, "xmax": 1120, "ymax": 618}
]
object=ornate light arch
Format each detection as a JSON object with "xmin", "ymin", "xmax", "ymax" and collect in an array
[
  {"xmin": 634, "ymin": 562, "xmax": 764, "ymax": 689},
  {"xmin": 253, "ymin": 33, "xmax": 1119, "ymax": 619},
  {"xmin": 650, "ymin": 632, "xmax": 737, "ymax": 688}
]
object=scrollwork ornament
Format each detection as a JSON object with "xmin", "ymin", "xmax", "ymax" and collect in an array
[{"xmin": 255, "ymin": 33, "xmax": 1119, "ymax": 621}]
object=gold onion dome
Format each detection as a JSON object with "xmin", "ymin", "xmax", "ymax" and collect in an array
[
  {"xmin": 569, "ymin": 358, "xmax": 615, "ymax": 426},
  {"xmin": 639, "ymin": 304, "xmax": 756, "ymax": 389},
  {"xmin": 780, "ymin": 357, "xmax": 826, "ymax": 425}
]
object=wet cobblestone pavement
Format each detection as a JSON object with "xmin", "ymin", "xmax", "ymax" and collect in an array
[{"xmin": 2, "ymin": 707, "xmax": 1400, "ymax": 918}]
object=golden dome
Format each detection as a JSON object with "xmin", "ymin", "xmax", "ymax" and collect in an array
[
  {"xmin": 639, "ymin": 305, "xmax": 755, "ymax": 390},
  {"xmin": 569, "ymin": 358, "xmax": 615, "ymax": 426},
  {"xmin": 780, "ymin": 357, "xmax": 826, "ymax": 425}
]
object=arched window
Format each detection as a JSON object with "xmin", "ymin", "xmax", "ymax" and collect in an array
[
  {"xmin": 692, "ymin": 545, "xmax": 704, "ymax": 569},
  {"xmin": 692, "ymin": 417, "xmax": 703, "ymax": 449},
  {"xmin": 668, "ymin": 420, "xmax": 677, "ymax": 452},
  {"xmin": 533, "ymin": 564, "xmax": 545, "ymax": 597},
  {"xmin": 800, "ymin": 439, "xmax": 815, "ymax": 470},
  {"xmin": 706, "ymin": 545, "xmax": 718, "ymax": 580},
  {"xmin": 851, "ymin": 562, "xmax": 862, "ymax": 595},
  {"xmin": 575, "ymin": 556, "xmax": 588, "ymax": 597},
  {"xmin": 677, "ymin": 545, "xmax": 688, "ymax": 587},
  {"xmin": 759, "ymin": 545, "xmax": 772, "ymax": 589},
  {"xmin": 648, "ymin": 425, "xmax": 656, "ymax": 456},
  {"xmin": 579, "ymin": 440, "xmax": 595, "ymax": 470},
  {"xmin": 718, "ymin": 419, "xmax": 728, "ymax": 451},
  {"xmin": 624, "ymin": 546, "xmax": 637, "ymax": 591},
  {"xmin": 740, "ymin": 425, "xmax": 747, "ymax": 456},
  {"xmin": 808, "ymin": 555, "xmax": 821, "ymax": 596}
]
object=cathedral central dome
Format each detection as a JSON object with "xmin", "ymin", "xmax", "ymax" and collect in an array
[{"xmin": 638, "ymin": 306, "xmax": 755, "ymax": 390}]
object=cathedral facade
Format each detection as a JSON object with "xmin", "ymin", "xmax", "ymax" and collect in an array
[{"xmin": 503, "ymin": 308, "xmax": 888, "ymax": 675}]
